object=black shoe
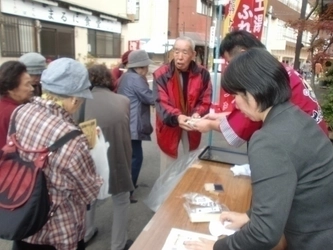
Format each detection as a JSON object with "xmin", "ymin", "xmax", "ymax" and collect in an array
[
  {"xmin": 130, "ymin": 195, "xmax": 138, "ymax": 204},
  {"xmin": 123, "ymin": 239, "xmax": 133, "ymax": 250},
  {"xmin": 130, "ymin": 198, "xmax": 138, "ymax": 204}
]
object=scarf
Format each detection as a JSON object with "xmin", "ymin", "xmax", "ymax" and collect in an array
[{"xmin": 172, "ymin": 69, "xmax": 188, "ymax": 115}]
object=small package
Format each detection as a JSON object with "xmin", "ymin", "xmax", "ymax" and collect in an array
[{"xmin": 182, "ymin": 193, "xmax": 229, "ymax": 223}]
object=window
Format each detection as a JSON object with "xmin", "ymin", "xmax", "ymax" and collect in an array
[
  {"xmin": 197, "ymin": 0, "xmax": 213, "ymax": 16},
  {"xmin": 135, "ymin": 1, "xmax": 140, "ymax": 21},
  {"xmin": 88, "ymin": 30, "xmax": 121, "ymax": 58},
  {"xmin": 40, "ymin": 22, "xmax": 74, "ymax": 60},
  {"xmin": 0, "ymin": 14, "xmax": 36, "ymax": 57}
]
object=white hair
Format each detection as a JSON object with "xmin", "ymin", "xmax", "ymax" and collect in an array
[{"xmin": 174, "ymin": 36, "xmax": 196, "ymax": 51}]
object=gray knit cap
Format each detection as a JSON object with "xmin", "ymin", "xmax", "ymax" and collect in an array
[{"xmin": 19, "ymin": 52, "xmax": 46, "ymax": 75}]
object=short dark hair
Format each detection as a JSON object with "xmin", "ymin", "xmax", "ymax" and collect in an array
[
  {"xmin": 0, "ymin": 61, "xmax": 27, "ymax": 96},
  {"xmin": 219, "ymin": 30, "xmax": 266, "ymax": 58},
  {"xmin": 221, "ymin": 48, "xmax": 291, "ymax": 112},
  {"xmin": 88, "ymin": 64, "xmax": 113, "ymax": 90}
]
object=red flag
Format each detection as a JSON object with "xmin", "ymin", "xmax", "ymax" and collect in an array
[{"xmin": 231, "ymin": 0, "xmax": 265, "ymax": 39}]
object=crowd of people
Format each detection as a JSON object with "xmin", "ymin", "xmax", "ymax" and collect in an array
[{"xmin": 0, "ymin": 30, "xmax": 333, "ymax": 250}]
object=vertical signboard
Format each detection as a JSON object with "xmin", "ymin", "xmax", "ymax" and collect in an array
[{"xmin": 219, "ymin": 0, "xmax": 268, "ymax": 112}]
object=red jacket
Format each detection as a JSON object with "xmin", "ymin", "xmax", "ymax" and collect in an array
[
  {"xmin": 153, "ymin": 61, "xmax": 212, "ymax": 158},
  {"xmin": 220, "ymin": 65, "xmax": 329, "ymax": 147},
  {"xmin": 0, "ymin": 97, "xmax": 20, "ymax": 148}
]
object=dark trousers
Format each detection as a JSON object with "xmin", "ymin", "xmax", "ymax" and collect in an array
[
  {"xmin": 12, "ymin": 240, "xmax": 85, "ymax": 250},
  {"xmin": 131, "ymin": 140, "xmax": 143, "ymax": 194}
]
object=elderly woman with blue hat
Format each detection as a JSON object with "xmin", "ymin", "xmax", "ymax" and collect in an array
[{"xmin": 11, "ymin": 58, "xmax": 103, "ymax": 250}]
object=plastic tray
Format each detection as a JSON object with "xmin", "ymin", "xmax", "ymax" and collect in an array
[{"xmin": 198, "ymin": 145, "xmax": 248, "ymax": 165}]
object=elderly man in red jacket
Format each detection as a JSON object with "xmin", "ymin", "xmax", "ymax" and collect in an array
[{"xmin": 153, "ymin": 37, "xmax": 212, "ymax": 175}]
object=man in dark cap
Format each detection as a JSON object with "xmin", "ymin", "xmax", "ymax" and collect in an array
[{"xmin": 19, "ymin": 52, "xmax": 46, "ymax": 96}]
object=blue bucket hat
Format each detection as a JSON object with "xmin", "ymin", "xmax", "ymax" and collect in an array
[{"xmin": 41, "ymin": 58, "xmax": 93, "ymax": 99}]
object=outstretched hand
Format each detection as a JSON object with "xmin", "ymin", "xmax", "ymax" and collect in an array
[
  {"xmin": 220, "ymin": 211, "xmax": 250, "ymax": 230},
  {"xmin": 202, "ymin": 112, "xmax": 231, "ymax": 120},
  {"xmin": 183, "ymin": 238, "xmax": 215, "ymax": 250}
]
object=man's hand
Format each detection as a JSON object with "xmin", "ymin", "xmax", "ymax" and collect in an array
[
  {"xmin": 220, "ymin": 211, "xmax": 250, "ymax": 230},
  {"xmin": 203, "ymin": 112, "xmax": 231, "ymax": 120},
  {"xmin": 192, "ymin": 119, "xmax": 213, "ymax": 133},
  {"xmin": 184, "ymin": 238, "xmax": 215, "ymax": 250},
  {"xmin": 192, "ymin": 113, "xmax": 201, "ymax": 119},
  {"xmin": 178, "ymin": 114, "xmax": 193, "ymax": 131}
]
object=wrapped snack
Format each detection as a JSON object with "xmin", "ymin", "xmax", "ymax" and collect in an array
[{"xmin": 182, "ymin": 193, "xmax": 229, "ymax": 223}]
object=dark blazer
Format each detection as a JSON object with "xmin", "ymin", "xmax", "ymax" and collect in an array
[
  {"xmin": 84, "ymin": 87, "xmax": 134, "ymax": 195},
  {"xmin": 214, "ymin": 102, "xmax": 333, "ymax": 250}
]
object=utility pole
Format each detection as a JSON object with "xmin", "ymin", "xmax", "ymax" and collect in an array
[
  {"xmin": 294, "ymin": 0, "xmax": 307, "ymax": 71},
  {"xmin": 204, "ymin": 4, "xmax": 211, "ymax": 68},
  {"xmin": 264, "ymin": 6, "xmax": 273, "ymax": 52}
]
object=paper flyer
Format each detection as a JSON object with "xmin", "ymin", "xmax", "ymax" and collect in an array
[
  {"xmin": 162, "ymin": 228, "xmax": 217, "ymax": 250},
  {"xmin": 79, "ymin": 119, "xmax": 97, "ymax": 149}
]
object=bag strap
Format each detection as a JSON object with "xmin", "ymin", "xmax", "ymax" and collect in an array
[
  {"xmin": 48, "ymin": 130, "xmax": 82, "ymax": 152},
  {"xmin": 7, "ymin": 105, "xmax": 82, "ymax": 152},
  {"xmin": 8, "ymin": 105, "xmax": 24, "ymax": 135}
]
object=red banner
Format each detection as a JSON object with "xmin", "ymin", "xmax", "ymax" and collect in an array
[{"xmin": 231, "ymin": 0, "xmax": 265, "ymax": 39}]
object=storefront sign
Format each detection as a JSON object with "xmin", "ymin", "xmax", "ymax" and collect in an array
[{"xmin": 1, "ymin": 0, "xmax": 121, "ymax": 33}]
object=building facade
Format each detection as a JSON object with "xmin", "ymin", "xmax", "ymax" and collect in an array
[
  {"xmin": 262, "ymin": 0, "xmax": 314, "ymax": 65},
  {"xmin": 0, "ymin": 0, "xmax": 131, "ymax": 66}
]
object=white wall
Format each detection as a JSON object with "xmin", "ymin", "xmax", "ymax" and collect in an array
[
  {"xmin": 123, "ymin": 0, "xmax": 168, "ymax": 52},
  {"xmin": 61, "ymin": 0, "xmax": 127, "ymax": 18}
]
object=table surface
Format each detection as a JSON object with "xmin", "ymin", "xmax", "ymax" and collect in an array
[{"xmin": 130, "ymin": 160, "xmax": 252, "ymax": 250}]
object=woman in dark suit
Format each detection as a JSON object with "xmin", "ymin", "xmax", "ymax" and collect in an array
[{"xmin": 185, "ymin": 48, "xmax": 333, "ymax": 250}]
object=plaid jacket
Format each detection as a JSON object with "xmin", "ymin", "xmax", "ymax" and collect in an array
[{"xmin": 9, "ymin": 97, "xmax": 103, "ymax": 250}]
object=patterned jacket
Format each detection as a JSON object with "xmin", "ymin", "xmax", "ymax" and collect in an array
[
  {"xmin": 153, "ymin": 60, "xmax": 212, "ymax": 158},
  {"xmin": 10, "ymin": 97, "xmax": 102, "ymax": 250}
]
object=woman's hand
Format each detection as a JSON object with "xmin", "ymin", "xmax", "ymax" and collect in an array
[
  {"xmin": 183, "ymin": 238, "xmax": 215, "ymax": 250},
  {"xmin": 220, "ymin": 211, "xmax": 250, "ymax": 230}
]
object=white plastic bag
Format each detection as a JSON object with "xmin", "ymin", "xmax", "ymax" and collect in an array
[
  {"xmin": 144, "ymin": 148, "xmax": 203, "ymax": 212},
  {"xmin": 90, "ymin": 127, "xmax": 111, "ymax": 200}
]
